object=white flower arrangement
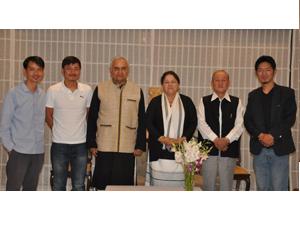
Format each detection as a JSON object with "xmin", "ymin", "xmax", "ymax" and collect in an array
[
  {"xmin": 171, "ymin": 138, "xmax": 212, "ymax": 190},
  {"xmin": 172, "ymin": 138, "xmax": 211, "ymax": 167}
]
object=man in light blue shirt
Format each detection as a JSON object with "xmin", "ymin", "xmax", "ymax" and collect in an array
[{"xmin": 0, "ymin": 56, "xmax": 46, "ymax": 191}]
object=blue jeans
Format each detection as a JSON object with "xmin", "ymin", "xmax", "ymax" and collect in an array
[
  {"xmin": 51, "ymin": 142, "xmax": 87, "ymax": 191},
  {"xmin": 253, "ymin": 148, "xmax": 289, "ymax": 191}
]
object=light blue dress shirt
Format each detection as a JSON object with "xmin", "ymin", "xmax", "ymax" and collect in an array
[{"xmin": 0, "ymin": 81, "xmax": 46, "ymax": 154}]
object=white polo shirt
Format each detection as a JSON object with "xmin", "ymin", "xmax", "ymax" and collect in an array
[{"xmin": 46, "ymin": 81, "xmax": 93, "ymax": 144}]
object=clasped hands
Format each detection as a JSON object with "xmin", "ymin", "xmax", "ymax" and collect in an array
[
  {"xmin": 158, "ymin": 136, "xmax": 186, "ymax": 146},
  {"xmin": 258, "ymin": 133, "xmax": 274, "ymax": 147},
  {"xmin": 213, "ymin": 137, "xmax": 230, "ymax": 152}
]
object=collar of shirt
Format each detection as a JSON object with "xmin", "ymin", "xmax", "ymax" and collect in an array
[
  {"xmin": 61, "ymin": 81, "xmax": 84, "ymax": 93},
  {"xmin": 20, "ymin": 81, "xmax": 42, "ymax": 94},
  {"xmin": 211, "ymin": 91, "xmax": 231, "ymax": 102},
  {"xmin": 111, "ymin": 79, "xmax": 127, "ymax": 89}
]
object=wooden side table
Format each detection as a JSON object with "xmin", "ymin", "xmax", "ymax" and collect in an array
[{"xmin": 234, "ymin": 166, "xmax": 251, "ymax": 191}]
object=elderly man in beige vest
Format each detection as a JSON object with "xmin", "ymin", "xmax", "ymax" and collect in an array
[{"xmin": 87, "ymin": 57, "xmax": 146, "ymax": 190}]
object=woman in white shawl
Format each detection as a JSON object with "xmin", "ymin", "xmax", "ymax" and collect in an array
[{"xmin": 146, "ymin": 71, "xmax": 197, "ymax": 187}]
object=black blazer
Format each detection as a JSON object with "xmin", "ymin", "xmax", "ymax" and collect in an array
[
  {"xmin": 244, "ymin": 84, "xmax": 297, "ymax": 155},
  {"xmin": 146, "ymin": 94, "xmax": 197, "ymax": 162}
]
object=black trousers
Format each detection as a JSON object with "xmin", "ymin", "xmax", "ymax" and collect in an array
[
  {"xmin": 92, "ymin": 152, "xmax": 135, "ymax": 190},
  {"xmin": 6, "ymin": 150, "xmax": 44, "ymax": 191}
]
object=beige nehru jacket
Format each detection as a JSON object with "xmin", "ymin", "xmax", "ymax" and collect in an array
[{"xmin": 96, "ymin": 79, "xmax": 141, "ymax": 153}]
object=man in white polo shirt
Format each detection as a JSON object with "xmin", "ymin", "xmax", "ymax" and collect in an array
[{"xmin": 46, "ymin": 56, "xmax": 92, "ymax": 191}]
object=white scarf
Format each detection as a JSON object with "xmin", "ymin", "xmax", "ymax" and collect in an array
[{"xmin": 161, "ymin": 92, "xmax": 185, "ymax": 149}]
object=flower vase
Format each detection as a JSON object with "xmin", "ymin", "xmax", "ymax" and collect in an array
[{"xmin": 184, "ymin": 166, "xmax": 194, "ymax": 191}]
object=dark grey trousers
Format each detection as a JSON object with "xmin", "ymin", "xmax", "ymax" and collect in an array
[{"xmin": 6, "ymin": 150, "xmax": 44, "ymax": 191}]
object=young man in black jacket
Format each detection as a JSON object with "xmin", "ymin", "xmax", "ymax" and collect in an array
[{"xmin": 244, "ymin": 55, "xmax": 297, "ymax": 191}]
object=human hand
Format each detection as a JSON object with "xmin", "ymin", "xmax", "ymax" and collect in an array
[
  {"xmin": 90, "ymin": 148, "xmax": 98, "ymax": 157},
  {"xmin": 133, "ymin": 149, "xmax": 143, "ymax": 157},
  {"xmin": 213, "ymin": 137, "xmax": 230, "ymax": 151},
  {"xmin": 220, "ymin": 137, "xmax": 230, "ymax": 151},
  {"xmin": 258, "ymin": 133, "xmax": 274, "ymax": 147},
  {"xmin": 175, "ymin": 137, "xmax": 186, "ymax": 144},
  {"xmin": 263, "ymin": 134, "xmax": 274, "ymax": 147},
  {"xmin": 213, "ymin": 138, "xmax": 223, "ymax": 151},
  {"xmin": 158, "ymin": 136, "xmax": 175, "ymax": 146}
]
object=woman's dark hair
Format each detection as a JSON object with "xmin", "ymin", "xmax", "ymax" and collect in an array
[
  {"xmin": 23, "ymin": 56, "xmax": 45, "ymax": 69},
  {"xmin": 255, "ymin": 55, "xmax": 276, "ymax": 71},
  {"xmin": 62, "ymin": 56, "xmax": 81, "ymax": 69},
  {"xmin": 160, "ymin": 71, "xmax": 180, "ymax": 85}
]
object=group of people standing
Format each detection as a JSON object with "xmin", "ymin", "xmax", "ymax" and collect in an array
[{"xmin": 0, "ymin": 54, "xmax": 297, "ymax": 191}]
